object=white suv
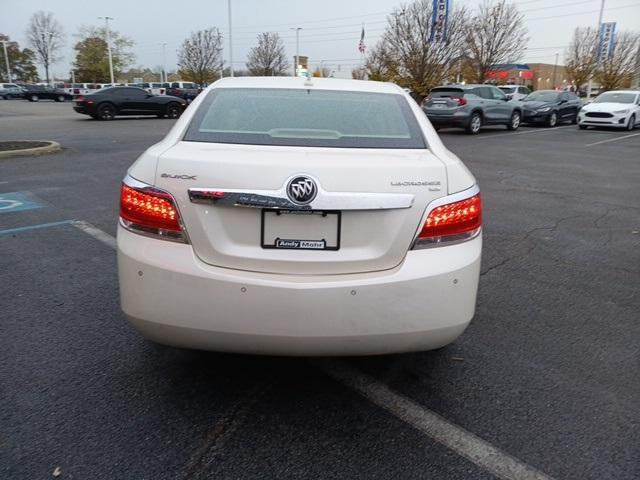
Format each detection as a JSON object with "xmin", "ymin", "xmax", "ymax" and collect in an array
[
  {"xmin": 498, "ymin": 85, "xmax": 530, "ymax": 101},
  {"xmin": 117, "ymin": 77, "xmax": 482, "ymax": 355}
]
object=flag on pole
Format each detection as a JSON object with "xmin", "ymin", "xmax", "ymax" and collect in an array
[{"xmin": 358, "ymin": 25, "xmax": 366, "ymax": 53}]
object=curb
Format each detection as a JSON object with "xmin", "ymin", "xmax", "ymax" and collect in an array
[{"xmin": 0, "ymin": 141, "xmax": 62, "ymax": 160}]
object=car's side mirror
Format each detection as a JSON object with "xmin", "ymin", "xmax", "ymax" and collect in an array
[
  {"xmin": 559, "ymin": 99, "xmax": 567, "ymax": 104},
  {"xmin": 146, "ymin": 94, "xmax": 153, "ymax": 98},
  {"xmin": 502, "ymin": 97, "xmax": 509, "ymax": 101}
]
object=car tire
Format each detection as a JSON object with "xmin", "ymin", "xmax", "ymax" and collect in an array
[
  {"xmin": 2, "ymin": 94, "xmax": 8, "ymax": 100},
  {"xmin": 571, "ymin": 114, "xmax": 578, "ymax": 124},
  {"xmin": 546, "ymin": 111, "xmax": 558, "ymax": 127},
  {"xmin": 466, "ymin": 112, "xmax": 482, "ymax": 135},
  {"xmin": 578, "ymin": 124, "xmax": 588, "ymax": 130},
  {"xmin": 29, "ymin": 94, "xmax": 39, "ymax": 102},
  {"xmin": 626, "ymin": 114, "xmax": 636, "ymax": 131},
  {"xmin": 164, "ymin": 102, "xmax": 182, "ymax": 119},
  {"xmin": 55, "ymin": 95, "xmax": 66, "ymax": 102},
  {"xmin": 97, "ymin": 103, "xmax": 116, "ymax": 121},
  {"xmin": 507, "ymin": 111, "xmax": 521, "ymax": 130}
]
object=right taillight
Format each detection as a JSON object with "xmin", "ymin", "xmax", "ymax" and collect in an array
[
  {"xmin": 413, "ymin": 193, "xmax": 482, "ymax": 249},
  {"xmin": 119, "ymin": 177, "xmax": 187, "ymax": 243},
  {"xmin": 454, "ymin": 97, "xmax": 467, "ymax": 106}
]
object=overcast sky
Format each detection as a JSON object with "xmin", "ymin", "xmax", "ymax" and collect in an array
[{"xmin": 3, "ymin": 0, "xmax": 640, "ymax": 80}]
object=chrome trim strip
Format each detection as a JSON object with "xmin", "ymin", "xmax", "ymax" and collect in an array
[{"xmin": 188, "ymin": 175, "xmax": 415, "ymax": 211}]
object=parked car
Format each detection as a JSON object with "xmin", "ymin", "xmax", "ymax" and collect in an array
[
  {"xmin": 498, "ymin": 85, "xmax": 531, "ymax": 101},
  {"xmin": 22, "ymin": 85, "xmax": 73, "ymax": 102},
  {"xmin": 165, "ymin": 81, "xmax": 200, "ymax": 103},
  {"xmin": 422, "ymin": 84, "xmax": 523, "ymax": 134},
  {"xmin": 521, "ymin": 90, "xmax": 582, "ymax": 127},
  {"xmin": 577, "ymin": 90, "xmax": 640, "ymax": 130},
  {"xmin": 117, "ymin": 77, "xmax": 482, "ymax": 355},
  {"xmin": 0, "ymin": 83, "xmax": 25, "ymax": 99},
  {"xmin": 141, "ymin": 82, "xmax": 168, "ymax": 95},
  {"xmin": 73, "ymin": 86, "xmax": 187, "ymax": 120}
]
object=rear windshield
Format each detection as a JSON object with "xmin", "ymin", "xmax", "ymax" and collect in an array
[
  {"xmin": 430, "ymin": 88, "xmax": 464, "ymax": 98},
  {"xmin": 184, "ymin": 88, "xmax": 425, "ymax": 149},
  {"xmin": 594, "ymin": 92, "xmax": 636, "ymax": 104}
]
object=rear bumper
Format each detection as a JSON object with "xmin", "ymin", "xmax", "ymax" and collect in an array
[
  {"xmin": 117, "ymin": 224, "xmax": 482, "ymax": 356},
  {"xmin": 425, "ymin": 111, "xmax": 470, "ymax": 128}
]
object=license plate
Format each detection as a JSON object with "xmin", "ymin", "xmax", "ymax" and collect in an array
[
  {"xmin": 433, "ymin": 103, "xmax": 447, "ymax": 109},
  {"xmin": 261, "ymin": 209, "xmax": 341, "ymax": 250}
]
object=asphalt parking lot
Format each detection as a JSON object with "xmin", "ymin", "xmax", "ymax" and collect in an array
[{"xmin": 1, "ymin": 100, "xmax": 639, "ymax": 480}]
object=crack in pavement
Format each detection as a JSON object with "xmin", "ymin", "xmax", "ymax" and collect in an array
[{"xmin": 181, "ymin": 380, "xmax": 274, "ymax": 480}]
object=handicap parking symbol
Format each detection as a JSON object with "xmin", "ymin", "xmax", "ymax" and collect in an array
[{"xmin": 0, "ymin": 192, "xmax": 44, "ymax": 214}]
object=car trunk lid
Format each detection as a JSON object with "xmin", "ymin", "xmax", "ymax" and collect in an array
[{"xmin": 155, "ymin": 141, "xmax": 447, "ymax": 275}]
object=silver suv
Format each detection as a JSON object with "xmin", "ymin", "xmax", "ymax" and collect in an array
[{"xmin": 422, "ymin": 84, "xmax": 523, "ymax": 134}]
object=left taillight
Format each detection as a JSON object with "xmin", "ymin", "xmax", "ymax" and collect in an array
[
  {"xmin": 119, "ymin": 177, "xmax": 187, "ymax": 243},
  {"xmin": 413, "ymin": 192, "xmax": 481, "ymax": 249}
]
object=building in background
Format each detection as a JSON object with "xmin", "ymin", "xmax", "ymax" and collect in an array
[
  {"xmin": 485, "ymin": 64, "xmax": 533, "ymax": 85},
  {"xmin": 527, "ymin": 63, "xmax": 568, "ymax": 91}
]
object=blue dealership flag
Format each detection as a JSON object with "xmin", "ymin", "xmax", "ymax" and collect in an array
[
  {"xmin": 431, "ymin": 0, "xmax": 450, "ymax": 42},
  {"xmin": 597, "ymin": 22, "xmax": 617, "ymax": 64}
]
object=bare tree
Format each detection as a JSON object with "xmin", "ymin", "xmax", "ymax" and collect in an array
[
  {"xmin": 464, "ymin": 0, "xmax": 528, "ymax": 84},
  {"xmin": 246, "ymin": 32, "xmax": 288, "ymax": 76},
  {"xmin": 177, "ymin": 28, "xmax": 224, "ymax": 84},
  {"xmin": 596, "ymin": 31, "xmax": 640, "ymax": 91},
  {"xmin": 373, "ymin": 0, "xmax": 468, "ymax": 100},
  {"xmin": 26, "ymin": 11, "xmax": 65, "ymax": 84},
  {"xmin": 564, "ymin": 27, "xmax": 598, "ymax": 89}
]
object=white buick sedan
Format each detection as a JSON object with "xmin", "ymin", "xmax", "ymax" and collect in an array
[
  {"xmin": 578, "ymin": 90, "xmax": 640, "ymax": 130},
  {"xmin": 117, "ymin": 77, "xmax": 482, "ymax": 355}
]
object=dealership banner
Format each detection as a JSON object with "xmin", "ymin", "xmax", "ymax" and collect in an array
[
  {"xmin": 430, "ymin": 0, "xmax": 450, "ymax": 42},
  {"xmin": 598, "ymin": 22, "xmax": 617, "ymax": 64}
]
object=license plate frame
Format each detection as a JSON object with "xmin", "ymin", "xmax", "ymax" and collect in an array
[{"xmin": 260, "ymin": 209, "xmax": 341, "ymax": 251}]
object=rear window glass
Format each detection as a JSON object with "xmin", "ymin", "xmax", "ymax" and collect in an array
[
  {"xmin": 430, "ymin": 88, "xmax": 464, "ymax": 98},
  {"xmin": 184, "ymin": 88, "xmax": 426, "ymax": 149}
]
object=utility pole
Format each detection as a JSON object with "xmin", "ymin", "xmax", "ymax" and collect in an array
[
  {"xmin": 587, "ymin": 0, "xmax": 605, "ymax": 98},
  {"xmin": 552, "ymin": 53, "xmax": 559, "ymax": 89},
  {"xmin": 291, "ymin": 27, "xmax": 302, "ymax": 77},
  {"xmin": 1, "ymin": 40, "xmax": 11, "ymax": 83},
  {"xmin": 98, "ymin": 16, "xmax": 115, "ymax": 84},
  {"xmin": 228, "ymin": 0, "xmax": 233, "ymax": 77},
  {"xmin": 160, "ymin": 42, "xmax": 167, "ymax": 83}
]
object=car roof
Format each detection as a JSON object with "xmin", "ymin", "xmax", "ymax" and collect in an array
[
  {"xmin": 600, "ymin": 90, "xmax": 640, "ymax": 94},
  {"xmin": 211, "ymin": 76, "xmax": 405, "ymax": 94}
]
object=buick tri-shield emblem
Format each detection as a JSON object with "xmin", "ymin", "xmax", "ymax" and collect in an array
[{"xmin": 286, "ymin": 176, "xmax": 317, "ymax": 205}]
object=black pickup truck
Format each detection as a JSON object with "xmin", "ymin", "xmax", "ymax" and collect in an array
[{"xmin": 164, "ymin": 82, "xmax": 201, "ymax": 103}]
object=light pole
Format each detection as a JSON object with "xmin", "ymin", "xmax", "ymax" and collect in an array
[
  {"xmin": 228, "ymin": 0, "xmax": 233, "ymax": 77},
  {"xmin": 291, "ymin": 27, "xmax": 302, "ymax": 77},
  {"xmin": 1, "ymin": 40, "xmax": 11, "ymax": 83},
  {"xmin": 587, "ymin": 0, "xmax": 606, "ymax": 98},
  {"xmin": 98, "ymin": 16, "xmax": 115, "ymax": 84},
  {"xmin": 160, "ymin": 42, "xmax": 167, "ymax": 83},
  {"xmin": 552, "ymin": 53, "xmax": 559, "ymax": 89}
]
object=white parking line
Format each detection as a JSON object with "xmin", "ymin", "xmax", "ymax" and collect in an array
[
  {"xmin": 476, "ymin": 125, "xmax": 574, "ymax": 140},
  {"xmin": 72, "ymin": 220, "xmax": 117, "ymax": 250},
  {"xmin": 69, "ymin": 221, "xmax": 555, "ymax": 479},
  {"xmin": 317, "ymin": 360, "xmax": 556, "ymax": 480},
  {"xmin": 584, "ymin": 132, "xmax": 640, "ymax": 147}
]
